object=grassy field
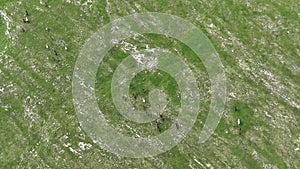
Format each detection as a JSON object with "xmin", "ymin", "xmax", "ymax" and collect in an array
[{"xmin": 0, "ymin": 0, "xmax": 299, "ymax": 168}]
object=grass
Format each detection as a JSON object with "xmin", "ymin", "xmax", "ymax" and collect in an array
[
  {"xmin": 0, "ymin": 0, "xmax": 299, "ymax": 168},
  {"xmin": 0, "ymin": 17, "xmax": 9, "ymax": 52}
]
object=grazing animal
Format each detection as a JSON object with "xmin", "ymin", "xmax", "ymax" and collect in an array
[
  {"xmin": 143, "ymin": 89, "xmax": 148, "ymax": 94},
  {"xmin": 157, "ymin": 125, "xmax": 161, "ymax": 132},
  {"xmin": 23, "ymin": 17, "xmax": 30, "ymax": 23},
  {"xmin": 155, "ymin": 120, "xmax": 161, "ymax": 132},
  {"xmin": 160, "ymin": 114, "xmax": 165, "ymax": 121},
  {"xmin": 238, "ymin": 128, "xmax": 243, "ymax": 135},
  {"xmin": 122, "ymin": 96, "xmax": 127, "ymax": 101},
  {"xmin": 21, "ymin": 27, "xmax": 26, "ymax": 32},
  {"xmin": 175, "ymin": 122, "xmax": 180, "ymax": 129},
  {"xmin": 53, "ymin": 58, "xmax": 60, "ymax": 63},
  {"xmin": 143, "ymin": 105, "xmax": 147, "ymax": 111},
  {"xmin": 133, "ymin": 94, "xmax": 137, "ymax": 100},
  {"xmin": 54, "ymin": 50, "xmax": 59, "ymax": 56}
]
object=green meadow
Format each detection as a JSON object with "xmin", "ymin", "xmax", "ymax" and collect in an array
[{"xmin": 0, "ymin": 0, "xmax": 299, "ymax": 168}]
